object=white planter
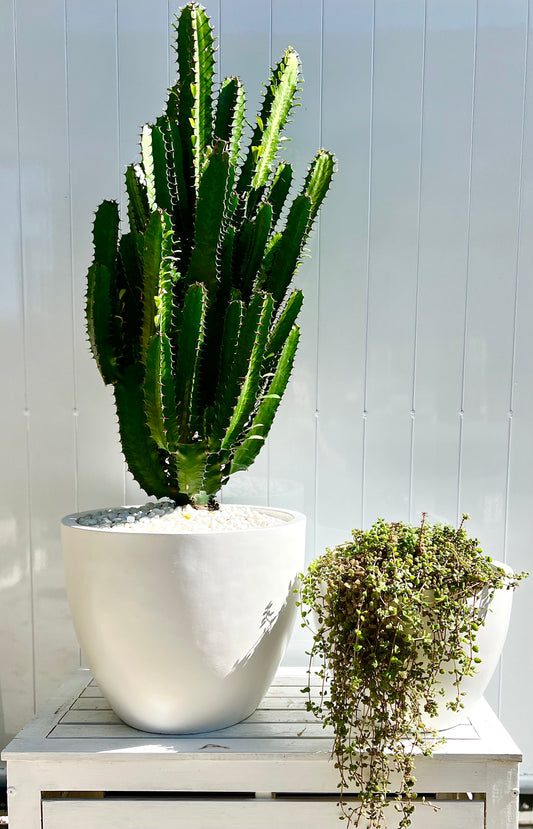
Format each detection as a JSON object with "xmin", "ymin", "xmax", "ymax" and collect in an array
[
  {"xmin": 61, "ymin": 505, "xmax": 305, "ymax": 734},
  {"xmin": 426, "ymin": 560, "xmax": 514, "ymax": 730}
]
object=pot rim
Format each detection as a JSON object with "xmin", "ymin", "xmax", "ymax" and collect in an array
[
  {"xmin": 487, "ymin": 558, "xmax": 514, "ymax": 579},
  {"xmin": 61, "ymin": 503, "xmax": 306, "ymax": 537}
]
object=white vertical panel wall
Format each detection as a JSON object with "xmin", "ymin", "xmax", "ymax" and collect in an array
[{"xmin": 1, "ymin": 0, "xmax": 532, "ymax": 777}]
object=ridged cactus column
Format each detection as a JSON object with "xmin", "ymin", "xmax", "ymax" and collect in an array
[{"xmin": 86, "ymin": 2, "xmax": 335, "ymax": 506}]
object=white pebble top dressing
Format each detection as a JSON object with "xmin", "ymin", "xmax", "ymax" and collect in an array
[{"xmin": 76, "ymin": 502, "xmax": 286, "ymax": 533}]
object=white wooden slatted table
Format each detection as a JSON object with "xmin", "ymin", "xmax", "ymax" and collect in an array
[{"xmin": 1, "ymin": 668, "xmax": 521, "ymax": 828}]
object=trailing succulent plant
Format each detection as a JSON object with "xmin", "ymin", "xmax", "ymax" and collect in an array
[
  {"xmin": 299, "ymin": 515, "xmax": 526, "ymax": 829},
  {"xmin": 86, "ymin": 3, "xmax": 334, "ymax": 506}
]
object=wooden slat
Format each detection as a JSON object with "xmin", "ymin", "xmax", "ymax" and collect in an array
[
  {"xmin": 263, "ymin": 687, "xmax": 321, "ymax": 698},
  {"xmin": 72, "ymin": 694, "xmax": 327, "ymax": 713},
  {"xmin": 49, "ymin": 720, "xmax": 478, "ymax": 745},
  {"xmin": 49, "ymin": 720, "xmax": 334, "ymax": 741},
  {"xmin": 60, "ymin": 710, "xmax": 122, "ymax": 725},
  {"xmin": 71, "ymin": 698, "xmax": 111, "ymax": 711},
  {"xmin": 268, "ymin": 672, "xmax": 325, "ymax": 686},
  {"xmin": 41, "ymin": 797, "xmax": 485, "ymax": 829},
  {"xmin": 60, "ymin": 708, "xmax": 323, "ymax": 726},
  {"xmin": 80, "ymin": 682, "xmax": 319, "ymax": 700},
  {"xmin": 79, "ymin": 687, "xmax": 106, "ymax": 698}
]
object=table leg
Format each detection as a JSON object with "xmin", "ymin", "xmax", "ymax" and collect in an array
[
  {"xmin": 485, "ymin": 763, "xmax": 520, "ymax": 829},
  {"xmin": 7, "ymin": 763, "xmax": 42, "ymax": 829}
]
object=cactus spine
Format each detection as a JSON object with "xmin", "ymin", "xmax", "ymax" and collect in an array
[{"xmin": 86, "ymin": 2, "xmax": 335, "ymax": 506}]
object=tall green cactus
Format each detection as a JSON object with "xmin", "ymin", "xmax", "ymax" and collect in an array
[{"xmin": 86, "ymin": 2, "xmax": 335, "ymax": 506}]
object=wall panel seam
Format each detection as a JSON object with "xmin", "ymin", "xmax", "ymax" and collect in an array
[
  {"xmin": 12, "ymin": 0, "xmax": 37, "ymax": 715},
  {"xmin": 63, "ymin": 0, "xmax": 79, "ymax": 514},
  {"xmin": 361, "ymin": 0, "xmax": 376, "ymax": 528},
  {"xmin": 313, "ymin": 0, "xmax": 325, "ymax": 555},
  {"xmin": 503, "ymin": 0, "xmax": 530, "ymax": 562},
  {"xmin": 408, "ymin": 0, "xmax": 428, "ymax": 524},
  {"xmin": 115, "ymin": 0, "xmax": 127, "ymax": 506},
  {"xmin": 457, "ymin": 0, "xmax": 479, "ymax": 525}
]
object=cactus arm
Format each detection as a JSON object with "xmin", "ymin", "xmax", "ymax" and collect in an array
[
  {"xmin": 125, "ymin": 164, "xmax": 150, "ymax": 235},
  {"xmin": 237, "ymin": 48, "xmax": 300, "ymax": 196},
  {"xmin": 201, "ymin": 452, "xmax": 227, "ymax": 500},
  {"xmin": 114, "ymin": 366, "xmax": 180, "ymax": 500},
  {"xmin": 174, "ymin": 3, "xmax": 214, "ymax": 191},
  {"xmin": 144, "ymin": 334, "xmax": 168, "ymax": 450},
  {"xmin": 160, "ymin": 332, "xmax": 180, "ymax": 452},
  {"xmin": 186, "ymin": 141, "xmax": 230, "ymax": 293},
  {"xmin": 214, "ymin": 76, "xmax": 246, "ymax": 166},
  {"xmin": 255, "ymin": 154, "xmax": 334, "ymax": 303},
  {"xmin": 200, "ymin": 296, "xmax": 243, "ymax": 441},
  {"xmin": 156, "ymin": 223, "xmax": 180, "ymax": 339},
  {"xmin": 141, "ymin": 124, "xmax": 173, "ymax": 215},
  {"xmin": 143, "ymin": 209, "xmax": 177, "ymax": 446},
  {"xmin": 175, "ymin": 441, "xmax": 210, "ymax": 501},
  {"xmin": 116, "ymin": 233, "xmax": 144, "ymax": 367},
  {"xmin": 93, "ymin": 200, "xmax": 119, "ymax": 271},
  {"xmin": 162, "ymin": 87, "xmax": 195, "ymax": 251},
  {"xmin": 214, "ymin": 76, "xmax": 238, "ymax": 141},
  {"xmin": 115, "ymin": 256, "xmax": 140, "ymax": 368},
  {"xmin": 303, "ymin": 149, "xmax": 336, "ymax": 231},
  {"xmin": 259, "ymin": 193, "xmax": 311, "ymax": 304},
  {"xmin": 230, "ymin": 324, "xmax": 300, "ymax": 473},
  {"xmin": 232, "ymin": 221, "xmax": 253, "ymax": 291},
  {"xmin": 266, "ymin": 288, "xmax": 303, "ymax": 357},
  {"xmin": 140, "ymin": 211, "xmax": 166, "ymax": 365},
  {"xmin": 215, "ymin": 297, "xmax": 243, "ymax": 408},
  {"xmin": 211, "ymin": 296, "xmax": 250, "ymax": 442},
  {"xmin": 143, "ymin": 331, "xmax": 180, "ymax": 454},
  {"xmin": 267, "ymin": 162, "xmax": 293, "ymax": 228},
  {"xmin": 119, "ymin": 232, "xmax": 142, "ymax": 295},
  {"xmin": 89, "ymin": 200, "xmax": 121, "ymax": 374},
  {"xmin": 218, "ymin": 224, "xmax": 235, "ymax": 292},
  {"xmin": 171, "ymin": 133, "xmax": 194, "ymax": 247},
  {"xmin": 155, "ymin": 113, "xmax": 174, "ymax": 204},
  {"xmin": 220, "ymin": 292, "xmax": 274, "ymax": 450},
  {"xmin": 86, "ymin": 263, "xmax": 118, "ymax": 385},
  {"xmin": 238, "ymin": 202, "xmax": 273, "ymax": 300},
  {"xmin": 140, "ymin": 125, "xmax": 156, "ymax": 210},
  {"xmin": 173, "ymin": 13, "xmax": 194, "ymax": 190},
  {"xmin": 251, "ymin": 48, "xmax": 299, "ymax": 189},
  {"xmin": 175, "ymin": 282, "xmax": 207, "ymax": 441}
]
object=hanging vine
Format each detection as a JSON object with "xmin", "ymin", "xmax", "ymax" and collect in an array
[{"xmin": 299, "ymin": 514, "xmax": 527, "ymax": 829}]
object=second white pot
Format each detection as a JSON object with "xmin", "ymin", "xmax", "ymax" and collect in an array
[
  {"xmin": 62, "ymin": 505, "xmax": 305, "ymax": 734},
  {"xmin": 424, "ymin": 560, "xmax": 514, "ymax": 730}
]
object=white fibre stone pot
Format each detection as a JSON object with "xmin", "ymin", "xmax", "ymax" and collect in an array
[
  {"xmin": 61, "ymin": 505, "xmax": 305, "ymax": 734},
  {"xmin": 424, "ymin": 560, "xmax": 515, "ymax": 731}
]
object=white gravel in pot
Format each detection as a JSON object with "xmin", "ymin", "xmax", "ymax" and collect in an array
[{"xmin": 76, "ymin": 502, "xmax": 285, "ymax": 532}]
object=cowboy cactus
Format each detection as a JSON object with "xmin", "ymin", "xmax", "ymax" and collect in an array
[{"xmin": 86, "ymin": 2, "xmax": 335, "ymax": 506}]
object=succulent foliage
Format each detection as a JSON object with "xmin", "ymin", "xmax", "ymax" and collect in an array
[
  {"xmin": 299, "ymin": 515, "xmax": 526, "ymax": 829},
  {"xmin": 86, "ymin": 2, "xmax": 334, "ymax": 505}
]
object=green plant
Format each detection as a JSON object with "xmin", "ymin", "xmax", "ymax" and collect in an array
[
  {"xmin": 299, "ymin": 514, "xmax": 526, "ymax": 829},
  {"xmin": 86, "ymin": 2, "xmax": 334, "ymax": 506}
]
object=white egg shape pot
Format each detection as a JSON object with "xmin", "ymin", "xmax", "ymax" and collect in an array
[
  {"xmin": 61, "ymin": 505, "xmax": 305, "ymax": 734},
  {"xmin": 425, "ymin": 560, "xmax": 514, "ymax": 731}
]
